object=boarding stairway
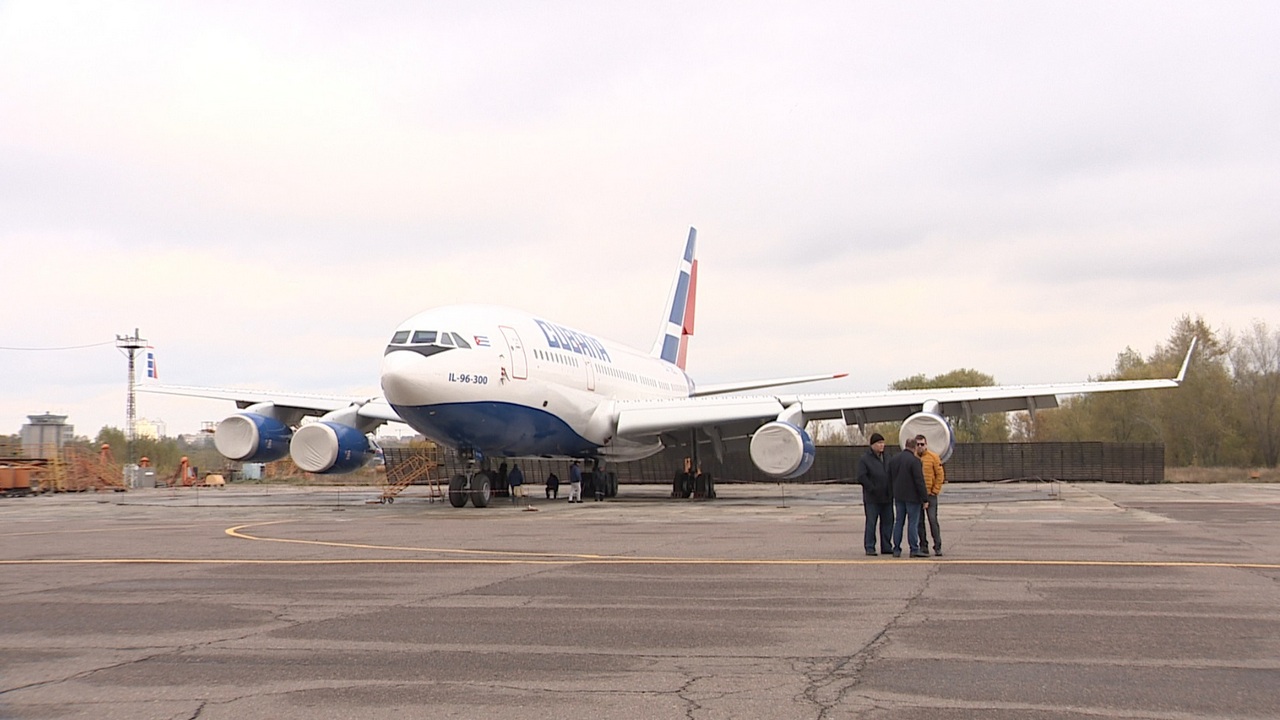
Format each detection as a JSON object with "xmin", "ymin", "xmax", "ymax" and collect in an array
[{"xmin": 379, "ymin": 446, "xmax": 445, "ymax": 504}]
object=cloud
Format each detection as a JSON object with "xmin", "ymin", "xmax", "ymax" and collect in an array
[{"xmin": 1, "ymin": 1, "xmax": 1278, "ymax": 436}]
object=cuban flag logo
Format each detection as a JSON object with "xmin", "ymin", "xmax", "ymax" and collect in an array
[
  {"xmin": 145, "ymin": 347, "xmax": 159, "ymax": 379},
  {"xmin": 473, "ymin": 335, "xmax": 490, "ymax": 347}
]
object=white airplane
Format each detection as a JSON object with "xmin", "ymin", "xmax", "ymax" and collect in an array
[{"xmin": 145, "ymin": 228, "xmax": 1193, "ymax": 507}]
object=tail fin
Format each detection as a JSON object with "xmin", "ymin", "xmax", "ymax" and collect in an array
[
  {"xmin": 651, "ymin": 227, "xmax": 698, "ymax": 368},
  {"xmin": 144, "ymin": 346, "xmax": 159, "ymax": 381}
]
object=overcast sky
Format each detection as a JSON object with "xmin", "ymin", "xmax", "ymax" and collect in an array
[{"xmin": 2, "ymin": 1, "xmax": 1278, "ymax": 438}]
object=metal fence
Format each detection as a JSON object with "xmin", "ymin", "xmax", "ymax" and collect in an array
[{"xmin": 384, "ymin": 441, "xmax": 1165, "ymax": 486}]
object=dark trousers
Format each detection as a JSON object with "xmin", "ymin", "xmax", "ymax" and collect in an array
[
  {"xmin": 918, "ymin": 493, "xmax": 941, "ymax": 551},
  {"xmin": 892, "ymin": 500, "xmax": 923, "ymax": 555},
  {"xmin": 863, "ymin": 500, "xmax": 893, "ymax": 553}
]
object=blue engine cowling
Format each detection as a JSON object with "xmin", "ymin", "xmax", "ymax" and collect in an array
[
  {"xmin": 748, "ymin": 421, "xmax": 816, "ymax": 479},
  {"xmin": 214, "ymin": 413, "xmax": 292, "ymax": 463},
  {"xmin": 290, "ymin": 421, "xmax": 374, "ymax": 474}
]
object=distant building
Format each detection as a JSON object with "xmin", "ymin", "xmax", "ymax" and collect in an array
[
  {"xmin": 21, "ymin": 413, "xmax": 75, "ymax": 458},
  {"xmin": 135, "ymin": 418, "xmax": 166, "ymax": 440},
  {"xmin": 178, "ymin": 433, "xmax": 213, "ymax": 447}
]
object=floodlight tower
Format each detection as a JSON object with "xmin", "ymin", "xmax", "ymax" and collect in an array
[{"xmin": 116, "ymin": 328, "xmax": 147, "ymax": 463}]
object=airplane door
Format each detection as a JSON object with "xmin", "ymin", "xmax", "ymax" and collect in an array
[
  {"xmin": 586, "ymin": 361, "xmax": 596, "ymax": 392},
  {"xmin": 499, "ymin": 326, "xmax": 528, "ymax": 380}
]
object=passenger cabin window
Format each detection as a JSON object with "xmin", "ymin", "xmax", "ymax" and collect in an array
[
  {"xmin": 411, "ymin": 330, "xmax": 437, "ymax": 344},
  {"xmin": 391, "ymin": 331, "xmax": 411, "ymax": 344}
]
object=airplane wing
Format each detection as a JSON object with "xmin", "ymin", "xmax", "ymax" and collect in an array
[
  {"xmin": 617, "ymin": 340, "xmax": 1196, "ymax": 447},
  {"xmin": 140, "ymin": 385, "xmax": 403, "ymax": 425}
]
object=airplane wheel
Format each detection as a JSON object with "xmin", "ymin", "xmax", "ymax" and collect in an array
[
  {"xmin": 470, "ymin": 471, "xmax": 492, "ymax": 508},
  {"xmin": 607, "ymin": 472, "xmax": 619, "ymax": 498},
  {"xmin": 448, "ymin": 474, "xmax": 469, "ymax": 508}
]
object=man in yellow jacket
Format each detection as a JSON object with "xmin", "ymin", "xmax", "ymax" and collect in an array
[{"xmin": 914, "ymin": 434, "xmax": 945, "ymax": 556}]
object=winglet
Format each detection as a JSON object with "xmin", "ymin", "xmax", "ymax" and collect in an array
[{"xmin": 1175, "ymin": 337, "xmax": 1197, "ymax": 383}]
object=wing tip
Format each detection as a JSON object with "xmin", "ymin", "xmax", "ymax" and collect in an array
[{"xmin": 1175, "ymin": 337, "xmax": 1197, "ymax": 384}]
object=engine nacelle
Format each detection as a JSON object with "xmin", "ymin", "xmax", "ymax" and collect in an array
[
  {"xmin": 290, "ymin": 421, "xmax": 375, "ymax": 474},
  {"xmin": 749, "ymin": 421, "xmax": 816, "ymax": 479},
  {"xmin": 214, "ymin": 413, "xmax": 292, "ymax": 463},
  {"xmin": 899, "ymin": 412, "xmax": 955, "ymax": 463}
]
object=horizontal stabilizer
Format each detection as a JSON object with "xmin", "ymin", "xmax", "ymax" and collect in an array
[{"xmin": 690, "ymin": 372, "xmax": 848, "ymax": 397}]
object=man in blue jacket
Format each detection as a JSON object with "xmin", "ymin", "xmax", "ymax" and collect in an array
[
  {"xmin": 855, "ymin": 433, "xmax": 893, "ymax": 556},
  {"xmin": 507, "ymin": 463, "xmax": 524, "ymax": 505},
  {"xmin": 888, "ymin": 436, "xmax": 928, "ymax": 558}
]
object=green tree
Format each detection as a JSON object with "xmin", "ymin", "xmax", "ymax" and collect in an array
[
  {"xmin": 91, "ymin": 426, "xmax": 217, "ymax": 476},
  {"xmin": 0, "ymin": 434, "xmax": 23, "ymax": 456},
  {"xmin": 890, "ymin": 368, "xmax": 1009, "ymax": 442},
  {"xmin": 1028, "ymin": 315, "xmax": 1248, "ymax": 466}
]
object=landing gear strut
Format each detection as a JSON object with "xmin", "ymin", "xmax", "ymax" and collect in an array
[{"xmin": 448, "ymin": 447, "xmax": 492, "ymax": 508}]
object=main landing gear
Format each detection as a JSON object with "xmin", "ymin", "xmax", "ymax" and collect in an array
[{"xmin": 447, "ymin": 447, "xmax": 492, "ymax": 508}]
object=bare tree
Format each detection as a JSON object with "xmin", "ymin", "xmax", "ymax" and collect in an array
[{"xmin": 1230, "ymin": 320, "xmax": 1280, "ymax": 466}]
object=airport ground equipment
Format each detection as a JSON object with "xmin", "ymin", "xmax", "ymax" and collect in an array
[
  {"xmin": 160, "ymin": 456, "xmax": 195, "ymax": 487},
  {"xmin": 379, "ymin": 446, "xmax": 444, "ymax": 504},
  {"xmin": 48, "ymin": 445, "xmax": 129, "ymax": 492},
  {"xmin": 0, "ymin": 458, "xmax": 47, "ymax": 497}
]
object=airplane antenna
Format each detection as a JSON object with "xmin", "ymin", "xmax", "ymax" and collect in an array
[{"xmin": 115, "ymin": 328, "xmax": 147, "ymax": 464}]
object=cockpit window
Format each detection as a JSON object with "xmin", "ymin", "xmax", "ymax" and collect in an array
[
  {"xmin": 438, "ymin": 333, "xmax": 455, "ymax": 347},
  {"xmin": 411, "ymin": 330, "xmax": 438, "ymax": 344},
  {"xmin": 391, "ymin": 331, "xmax": 410, "ymax": 344},
  {"xmin": 451, "ymin": 332, "xmax": 471, "ymax": 349}
]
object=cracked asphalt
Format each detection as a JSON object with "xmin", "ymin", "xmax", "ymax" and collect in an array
[{"xmin": 1, "ymin": 481, "xmax": 1278, "ymax": 719}]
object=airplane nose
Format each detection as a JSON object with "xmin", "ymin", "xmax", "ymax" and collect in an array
[{"xmin": 380, "ymin": 350, "xmax": 429, "ymax": 404}]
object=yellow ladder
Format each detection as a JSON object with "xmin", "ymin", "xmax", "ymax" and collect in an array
[{"xmin": 380, "ymin": 447, "xmax": 443, "ymax": 504}]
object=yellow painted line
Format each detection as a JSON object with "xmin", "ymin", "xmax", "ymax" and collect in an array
[
  {"xmin": 219, "ymin": 523, "xmax": 1280, "ymax": 569},
  {"xmin": 226, "ymin": 521, "xmax": 665, "ymax": 561},
  {"xmin": 4, "ymin": 521, "xmax": 1275, "ymax": 568},
  {"xmin": 0, "ymin": 525, "xmax": 180, "ymax": 538},
  {"xmin": 2, "ymin": 557, "xmax": 1279, "ymax": 568}
]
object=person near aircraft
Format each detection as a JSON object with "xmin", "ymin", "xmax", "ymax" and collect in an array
[
  {"xmin": 568, "ymin": 460, "xmax": 583, "ymax": 503},
  {"xmin": 915, "ymin": 435, "xmax": 945, "ymax": 556},
  {"xmin": 508, "ymin": 463, "xmax": 524, "ymax": 504},
  {"xmin": 497, "ymin": 461, "xmax": 509, "ymax": 497},
  {"xmin": 545, "ymin": 471, "xmax": 560, "ymax": 499},
  {"xmin": 889, "ymin": 437, "xmax": 928, "ymax": 558},
  {"xmin": 855, "ymin": 432, "xmax": 893, "ymax": 556},
  {"xmin": 592, "ymin": 459, "xmax": 606, "ymax": 501}
]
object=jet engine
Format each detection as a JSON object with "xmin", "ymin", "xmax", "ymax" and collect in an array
[
  {"xmin": 290, "ymin": 421, "xmax": 376, "ymax": 474},
  {"xmin": 898, "ymin": 411, "xmax": 955, "ymax": 463},
  {"xmin": 749, "ymin": 421, "xmax": 816, "ymax": 479},
  {"xmin": 214, "ymin": 413, "xmax": 292, "ymax": 463}
]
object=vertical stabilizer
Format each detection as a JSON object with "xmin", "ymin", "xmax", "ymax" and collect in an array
[{"xmin": 651, "ymin": 227, "xmax": 698, "ymax": 368}]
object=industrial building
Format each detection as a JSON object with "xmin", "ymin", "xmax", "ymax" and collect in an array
[{"xmin": 19, "ymin": 413, "xmax": 74, "ymax": 459}]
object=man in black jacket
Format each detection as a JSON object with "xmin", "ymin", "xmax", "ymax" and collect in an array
[
  {"xmin": 888, "ymin": 436, "xmax": 928, "ymax": 558},
  {"xmin": 855, "ymin": 433, "xmax": 893, "ymax": 556}
]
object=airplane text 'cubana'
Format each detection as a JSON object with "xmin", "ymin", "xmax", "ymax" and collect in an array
[{"xmin": 534, "ymin": 319, "xmax": 612, "ymax": 363}]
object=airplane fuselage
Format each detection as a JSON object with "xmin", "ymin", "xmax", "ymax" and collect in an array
[{"xmin": 380, "ymin": 304, "xmax": 692, "ymax": 461}]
